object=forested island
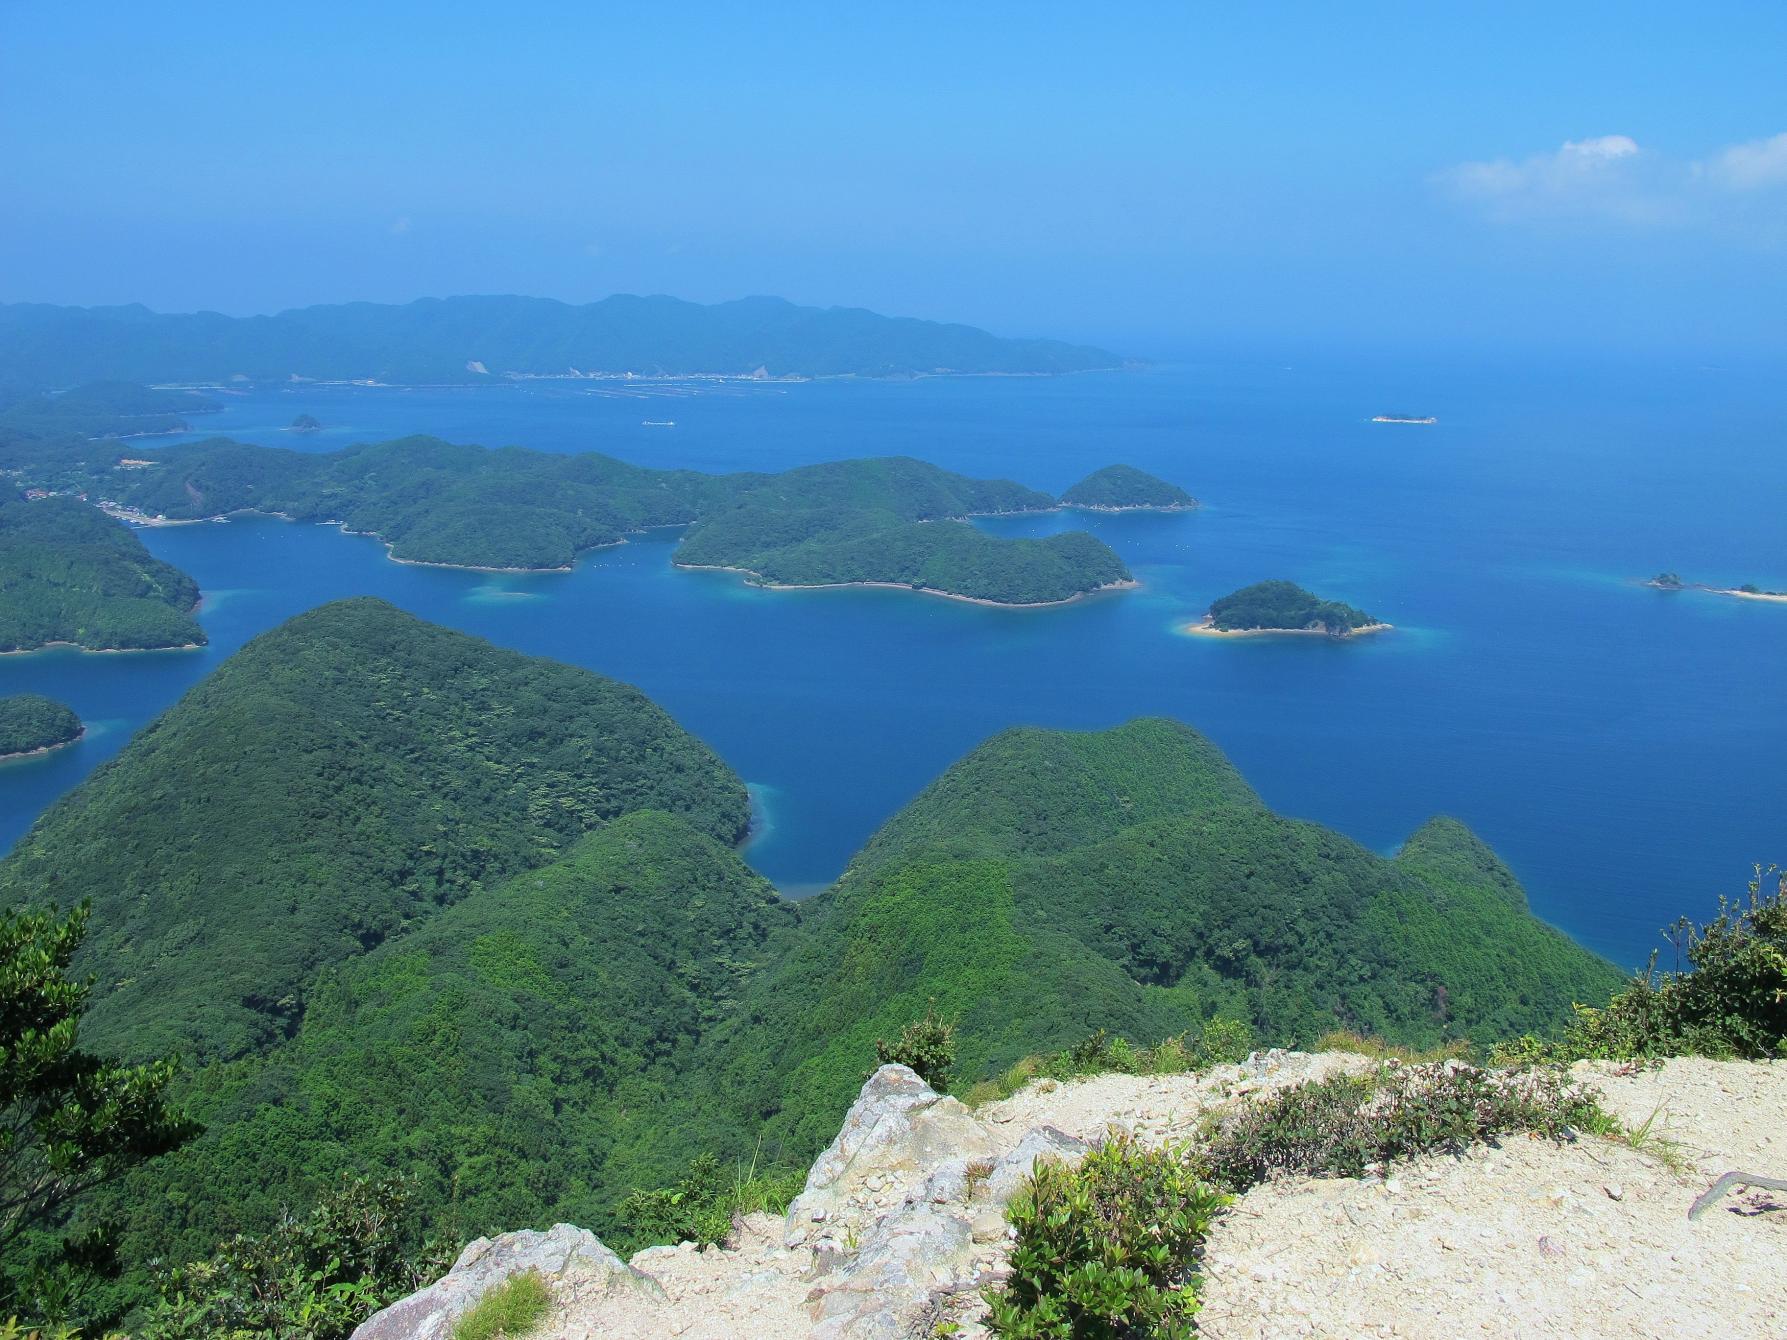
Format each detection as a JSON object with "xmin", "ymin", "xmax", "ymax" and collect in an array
[
  {"xmin": 0, "ymin": 603, "xmax": 1618, "ymax": 1318},
  {"xmin": 1058, "ymin": 463, "xmax": 1197, "ymax": 511},
  {"xmin": 0, "ymin": 693, "xmax": 83, "ymax": 758},
  {"xmin": 0, "ymin": 294, "xmax": 1123, "ymax": 384},
  {"xmin": 287, "ymin": 413, "xmax": 323, "ymax": 433},
  {"xmin": 0, "ymin": 494, "xmax": 206, "ymax": 652},
  {"xmin": 1190, "ymin": 579, "xmax": 1387, "ymax": 638},
  {"xmin": 20, "ymin": 434, "xmax": 1151, "ymax": 605}
]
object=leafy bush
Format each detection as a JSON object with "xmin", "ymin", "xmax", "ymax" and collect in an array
[
  {"xmin": 141, "ymin": 1175, "xmax": 445, "ymax": 1340},
  {"xmin": 612, "ymin": 1151, "xmax": 804, "ymax": 1254},
  {"xmin": 1, "ymin": 901, "xmax": 197, "ymax": 1324},
  {"xmin": 983, "ymin": 1134, "xmax": 1228, "ymax": 1339},
  {"xmin": 875, "ymin": 1002, "xmax": 958, "ymax": 1092},
  {"xmin": 0, "ymin": 1322, "xmax": 124, "ymax": 1340},
  {"xmin": 1491, "ymin": 866, "xmax": 1787, "ymax": 1065},
  {"xmin": 1197, "ymin": 1062, "xmax": 1603, "ymax": 1192},
  {"xmin": 450, "ymin": 1271, "xmax": 550, "ymax": 1340}
]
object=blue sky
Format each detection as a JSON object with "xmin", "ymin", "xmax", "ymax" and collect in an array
[{"xmin": 2, "ymin": 2, "xmax": 1784, "ymax": 357}]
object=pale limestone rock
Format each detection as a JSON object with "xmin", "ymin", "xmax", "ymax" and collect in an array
[{"xmin": 349, "ymin": 1223, "xmax": 659, "ymax": 1340}]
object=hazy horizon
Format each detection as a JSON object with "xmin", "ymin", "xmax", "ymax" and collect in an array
[{"xmin": 4, "ymin": 4, "xmax": 1785, "ymax": 360}]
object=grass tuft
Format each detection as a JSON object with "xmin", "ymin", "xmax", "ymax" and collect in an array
[{"xmin": 451, "ymin": 1270, "xmax": 551, "ymax": 1340}]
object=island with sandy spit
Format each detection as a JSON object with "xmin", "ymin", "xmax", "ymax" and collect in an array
[
  {"xmin": 0, "ymin": 692, "xmax": 83, "ymax": 759},
  {"xmin": 1646, "ymin": 572, "xmax": 1787, "ymax": 604},
  {"xmin": 1186, "ymin": 579, "xmax": 1389, "ymax": 638},
  {"xmin": 1058, "ymin": 464, "xmax": 1198, "ymax": 511}
]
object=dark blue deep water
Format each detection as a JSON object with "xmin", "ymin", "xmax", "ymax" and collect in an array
[{"xmin": 4, "ymin": 357, "xmax": 1784, "ymax": 970}]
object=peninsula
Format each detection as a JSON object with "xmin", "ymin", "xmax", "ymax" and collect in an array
[
  {"xmin": 0, "ymin": 692, "xmax": 83, "ymax": 758},
  {"xmin": 0, "ymin": 493, "xmax": 207, "ymax": 652},
  {"xmin": 1058, "ymin": 464, "xmax": 1198, "ymax": 511},
  {"xmin": 44, "ymin": 436, "xmax": 1159, "ymax": 607},
  {"xmin": 1187, "ymin": 579, "xmax": 1389, "ymax": 638}
]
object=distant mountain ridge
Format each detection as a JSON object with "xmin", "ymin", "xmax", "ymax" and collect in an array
[{"xmin": 0, "ymin": 294, "xmax": 1124, "ymax": 385}]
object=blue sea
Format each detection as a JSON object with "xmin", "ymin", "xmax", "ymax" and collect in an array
[{"xmin": 4, "ymin": 355, "xmax": 1784, "ymax": 970}]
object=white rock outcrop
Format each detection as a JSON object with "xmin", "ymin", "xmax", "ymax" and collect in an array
[
  {"xmin": 357, "ymin": 1054, "xmax": 1787, "ymax": 1340},
  {"xmin": 349, "ymin": 1222, "xmax": 660, "ymax": 1340}
]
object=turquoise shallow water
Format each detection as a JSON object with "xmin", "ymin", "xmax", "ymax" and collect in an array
[{"xmin": 3, "ymin": 356, "xmax": 1784, "ymax": 969}]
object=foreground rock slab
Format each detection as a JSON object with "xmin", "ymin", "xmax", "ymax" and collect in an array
[{"xmin": 366, "ymin": 1055, "xmax": 1787, "ymax": 1340}]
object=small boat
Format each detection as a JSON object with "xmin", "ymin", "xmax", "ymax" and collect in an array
[{"xmin": 642, "ymin": 420, "xmax": 676, "ymax": 428}]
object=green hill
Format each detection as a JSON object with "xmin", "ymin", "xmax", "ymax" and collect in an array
[
  {"xmin": 0, "ymin": 693, "xmax": 83, "ymax": 756},
  {"xmin": 1059, "ymin": 464, "xmax": 1196, "ymax": 510},
  {"xmin": 704, "ymin": 720, "xmax": 1621, "ymax": 1151},
  {"xmin": 97, "ymin": 810, "xmax": 795, "ymax": 1283},
  {"xmin": 0, "ymin": 598, "xmax": 750, "ymax": 1063},
  {"xmin": 3, "ymin": 617, "xmax": 1618, "ymax": 1313},
  {"xmin": 1205, "ymin": 579, "xmax": 1380, "ymax": 634},
  {"xmin": 0, "ymin": 494, "xmax": 205, "ymax": 651},
  {"xmin": 0, "ymin": 295, "xmax": 1122, "ymax": 384}
]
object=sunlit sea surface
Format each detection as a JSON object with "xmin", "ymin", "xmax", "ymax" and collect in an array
[{"xmin": 4, "ymin": 355, "xmax": 1784, "ymax": 969}]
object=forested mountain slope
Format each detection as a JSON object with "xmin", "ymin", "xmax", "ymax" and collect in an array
[
  {"xmin": 0, "ymin": 618, "xmax": 1618, "ymax": 1314},
  {"xmin": 0, "ymin": 294, "xmax": 1122, "ymax": 384},
  {"xmin": 703, "ymin": 720, "xmax": 1623, "ymax": 1151},
  {"xmin": 0, "ymin": 598, "xmax": 749, "ymax": 1061},
  {"xmin": 0, "ymin": 493, "xmax": 206, "ymax": 651}
]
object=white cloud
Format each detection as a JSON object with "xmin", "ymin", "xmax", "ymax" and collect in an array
[
  {"xmin": 1437, "ymin": 134, "xmax": 1674, "ymax": 224},
  {"xmin": 389, "ymin": 215, "xmax": 412, "ymax": 236},
  {"xmin": 1702, "ymin": 132, "xmax": 1787, "ymax": 191},
  {"xmin": 1438, "ymin": 131, "xmax": 1787, "ymax": 232}
]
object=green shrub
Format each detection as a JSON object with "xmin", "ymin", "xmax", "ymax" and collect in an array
[
  {"xmin": 1492, "ymin": 866, "xmax": 1787, "ymax": 1065},
  {"xmin": 142, "ymin": 1175, "xmax": 445, "ymax": 1340},
  {"xmin": 451, "ymin": 1271, "xmax": 550, "ymax": 1340},
  {"xmin": 984, "ymin": 1134, "xmax": 1227, "ymax": 1339},
  {"xmin": 875, "ymin": 1002, "xmax": 958, "ymax": 1092},
  {"xmin": 612, "ymin": 1151, "xmax": 804, "ymax": 1254},
  {"xmin": 1197, "ymin": 1063, "xmax": 1602, "ymax": 1193},
  {"xmin": 0, "ymin": 1322, "xmax": 125, "ymax": 1340}
]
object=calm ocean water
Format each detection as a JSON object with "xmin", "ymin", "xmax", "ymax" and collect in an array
[{"xmin": 3, "ymin": 356, "xmax": 1783, "ymax": 970}]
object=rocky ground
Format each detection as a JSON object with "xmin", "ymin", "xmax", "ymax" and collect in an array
[{"xmin": 352, "ymin": 1052, "xmax": 1786, "ymax": 1340}]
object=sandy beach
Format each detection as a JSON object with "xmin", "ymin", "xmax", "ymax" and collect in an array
[
  {"xmin": 676, "ymin": 562, "xmax": 1140, "ymax": 608},
  {"xmin": 1182, "ymin": 617, "xmax": 1392, "ymax": 640}
]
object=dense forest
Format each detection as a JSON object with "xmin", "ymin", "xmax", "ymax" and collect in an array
[
  {"xmin": 34, "ymin": 434, "xmax": 1140, "ymax": 602},
  {"xmin": 0, "ymin": 608, "xmax": 1618, "ymax": 1316},
  {"xmin": 0, "ymin": 295, "xmax": 1122, "ymax": 384},
  {"xmin": 675, "ymin": 458, "xmax": 1133, "ymax": 602},
  {"xmin": 0, "ymin": 693, "xmax": 82, "ymax": 756},
  {"xmin": 0, "ymin": 598, "xmax": 750, "ymax": 1062},
  {"xmin": 1059, "ymin": 464, "xmax": 1197, "ymax": 510},
  {"xmin": 1206, "ymin": 579, "xmax": 1380, "ymax": 634},
  {"xmin": 0, "ymin": 494, "xmax": 206, "ymax": 651}
]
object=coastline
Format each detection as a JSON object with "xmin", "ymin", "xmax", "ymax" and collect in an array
[
  {"xmin": 1061, "ymin": 502, "xmax": 1199, "ymax": 514},
  {"xmin": 675, "ymin": 562, "xmax": 1140, "ymax": 608},
  {"xmin": 1646, "ymin": 579, "xmax": 1787, "ymax": 605},
  {"xmin": 0, "ymin": 639, "xmax": 204, "ymax": 657},
  {"xmin": 0, "ymin": 727, "xmax": 86, "ymax": 763},
  {"xmin": 1182, "ymin": 617, "xmax": 1393, "ymax": 640}
]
